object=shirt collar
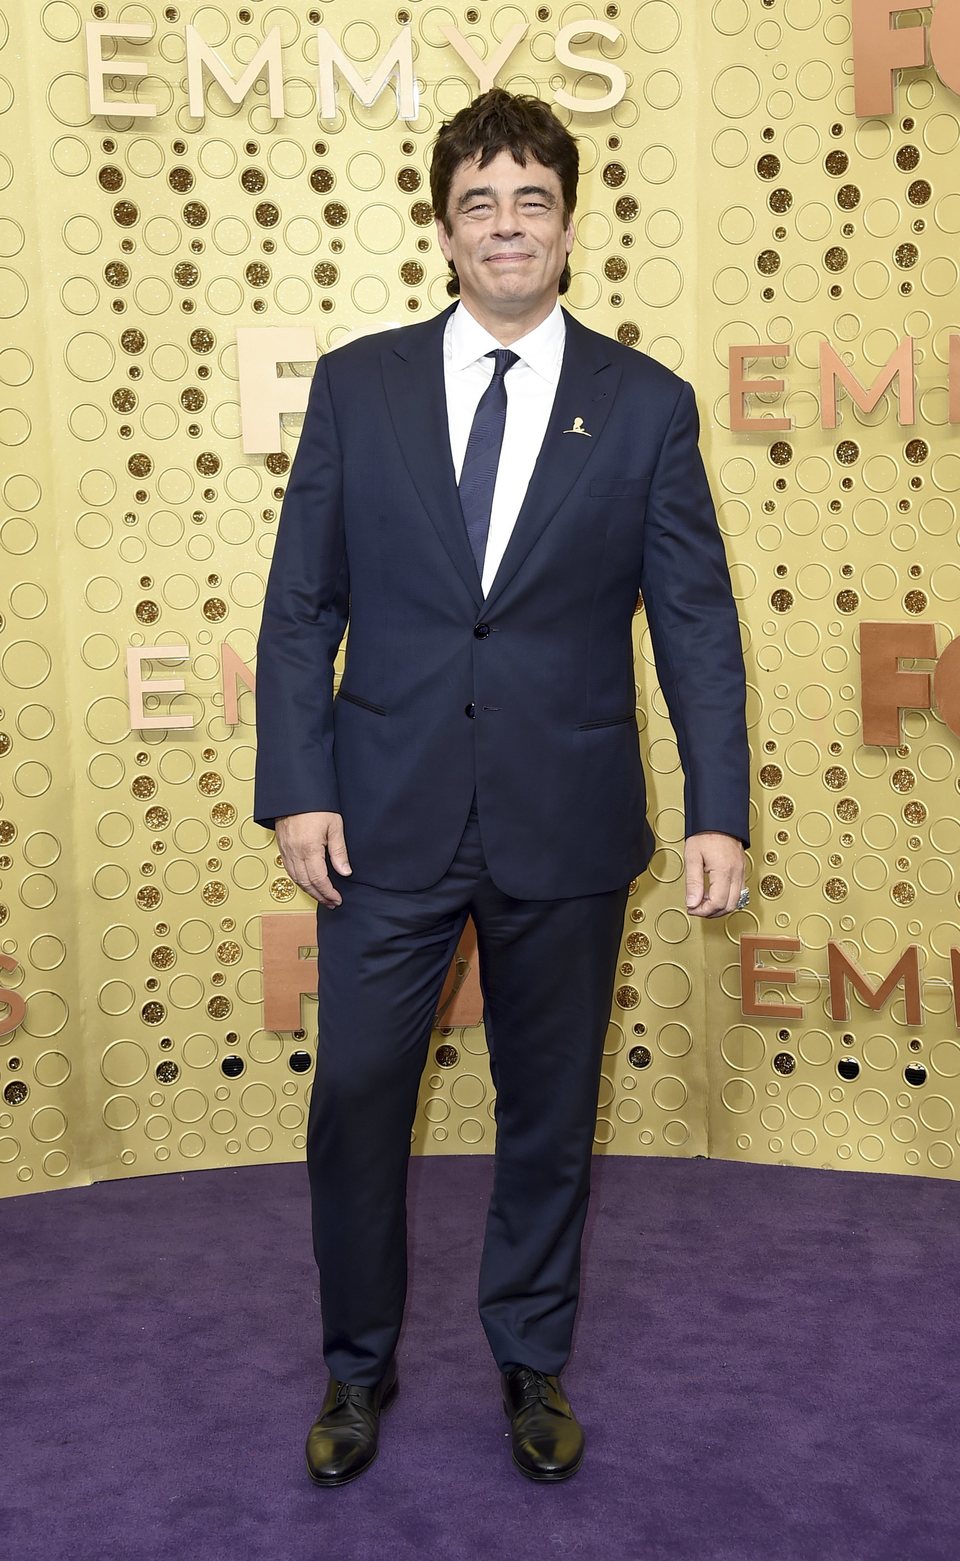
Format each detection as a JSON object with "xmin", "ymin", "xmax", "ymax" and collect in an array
[{"xmin": 448, "ymin": 299, "xmax": 565, "ymax": 382}]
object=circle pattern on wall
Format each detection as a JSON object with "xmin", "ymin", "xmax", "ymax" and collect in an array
[{"xmin": 1, "ymin": 2, "xmax": 959, "ymax": 1191}]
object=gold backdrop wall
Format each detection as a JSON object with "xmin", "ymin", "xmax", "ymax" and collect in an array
[{"xmin": 2, "ymin": 0, "xmax": 960, "ymax": 1199}]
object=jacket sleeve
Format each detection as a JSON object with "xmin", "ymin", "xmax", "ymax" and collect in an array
[
  {"xmin": 253, "ymin": 354, "xmax": 349, "ymax": 831},
  {"xmin": 638, "ymin": 380, "xmax": 751, "ymax": 848}
]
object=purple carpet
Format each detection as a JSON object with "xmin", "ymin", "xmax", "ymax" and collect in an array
[{"xmin": 3, "ymin": 1154, "xmax": 957, "ymax": 1560}]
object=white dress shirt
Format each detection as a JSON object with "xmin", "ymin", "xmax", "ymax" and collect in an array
[{"xmin": 443, "ymin": 299, "xmax": 565, "ymax": 596}]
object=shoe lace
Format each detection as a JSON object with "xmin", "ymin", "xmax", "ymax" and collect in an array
[
  {"xmin": 514, "ymin": 1367, "xmax": 551, "ymax": 1407},
  {"xmin": 334, "ymin": 1383, "xmax": 372, "ymax": 1409}
]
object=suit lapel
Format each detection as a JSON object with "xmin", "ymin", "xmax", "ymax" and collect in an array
[
  {"xmin": 482, "ymin": 311, "xmax": 621, "ymax": 612},
  {"xmin": 381, "ymin": 303, "xmax": 484, "ymax": 609},
  {"xmin": 380, "ymin": 306, "xmax": 622, "ymax": 612}
]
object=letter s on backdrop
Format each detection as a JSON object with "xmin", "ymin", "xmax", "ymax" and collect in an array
[{"xmin": 0, "ymin": 952, "xmax": 26, "ymax": 1037}]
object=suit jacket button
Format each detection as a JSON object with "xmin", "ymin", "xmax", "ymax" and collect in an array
[
  {"xmin": 465, "ymin": 702, "xmax": 476, "ymax": 718},
  {"xmin": 474, "ymin": 623, "xmax": 490, "ymax": 639}
]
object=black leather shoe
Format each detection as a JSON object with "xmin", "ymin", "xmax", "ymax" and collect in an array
[
  {"xmin": 305, "ymin": 1360, "xmax": 398, "ymax": 1487},
  {"xmin": 502, "ymin": 1366, "xmax": 584, "ymax": 1482}
]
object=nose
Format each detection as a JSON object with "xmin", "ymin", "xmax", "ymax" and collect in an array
[{"xmin": 491, "ymin": 203, "xmax": 523, "ymax": 238}]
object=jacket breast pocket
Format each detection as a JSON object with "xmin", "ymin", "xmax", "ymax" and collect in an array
[{"xmin": 589, "ymin": 477, "xmax": 650, "ymax": 500}]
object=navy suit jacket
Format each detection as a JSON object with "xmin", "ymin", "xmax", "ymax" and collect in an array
[{"xmin": 253, "ymin": 303, "xmax": 750, "ymax": 899}]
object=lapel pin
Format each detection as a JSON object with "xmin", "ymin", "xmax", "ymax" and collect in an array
[{"xmin": 563, "ymin": 416, "xmax": 591, "ymax": 437}]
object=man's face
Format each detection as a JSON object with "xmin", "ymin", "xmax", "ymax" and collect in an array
[{"xmin": 435, "ymin": 148, "xmax": 575, "ymax": 326}]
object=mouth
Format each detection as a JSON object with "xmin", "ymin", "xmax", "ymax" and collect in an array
[{"xmin": 484, "ymin": 253, "xmax": 533, "ymax": 265}]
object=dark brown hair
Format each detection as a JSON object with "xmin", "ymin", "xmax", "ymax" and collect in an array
[{"xmin": 429, "ymin": 89, "xmax": 579, "ymax": 297}]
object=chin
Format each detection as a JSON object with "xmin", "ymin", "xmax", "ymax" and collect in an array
[
  {"xmin": 487, "ymin": 273, "xmax": 538, "ymax": 297},
  {"xmin": 487, "ymin": 289, "xmax": 536, "ymax": 311}
]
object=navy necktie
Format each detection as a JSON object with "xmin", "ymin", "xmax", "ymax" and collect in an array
[{"xmin": 458, "ymin": 348, "xmax": 519, "ymax": 577}]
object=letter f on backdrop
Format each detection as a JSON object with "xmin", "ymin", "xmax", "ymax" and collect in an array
[{"xmin": 852, "ymin": 1, "xmax": 927, "ymax": 116}]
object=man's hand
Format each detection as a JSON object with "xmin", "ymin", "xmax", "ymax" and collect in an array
[
  {"xmin": 275, "ymin": 811, "xmax": 351, "ymax": 909},
  {"xmin": 684, "ymin": 832, "xmax": 746, "ymax": 918}
]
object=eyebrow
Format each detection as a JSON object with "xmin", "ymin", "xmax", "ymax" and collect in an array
[{"xmin": 456, "ymin": 184, "xmax": 557, "ymax": 208}]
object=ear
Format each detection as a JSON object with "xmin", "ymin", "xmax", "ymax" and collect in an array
[
  {"xmin": 564, "ymin": 216, "xmax": 575, "ymax": 256},
  {"xmin": 435, "ymin": 216, "xmax": 453, "ymax": 263}
]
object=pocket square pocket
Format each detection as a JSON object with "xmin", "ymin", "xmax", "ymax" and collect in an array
[{"xmin": 589, "ymin": 477, "xmax": 650, "ymax": 500}]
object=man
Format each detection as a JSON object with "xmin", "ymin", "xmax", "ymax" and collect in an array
[{"xmin": 254, "ymin": 89, "xmax": 750, "ymax": 1486}]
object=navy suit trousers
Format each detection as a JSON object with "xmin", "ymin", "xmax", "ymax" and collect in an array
[{"xmin": 307, "ymin": 798, "xmax": 630, "ymax": 1384}]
